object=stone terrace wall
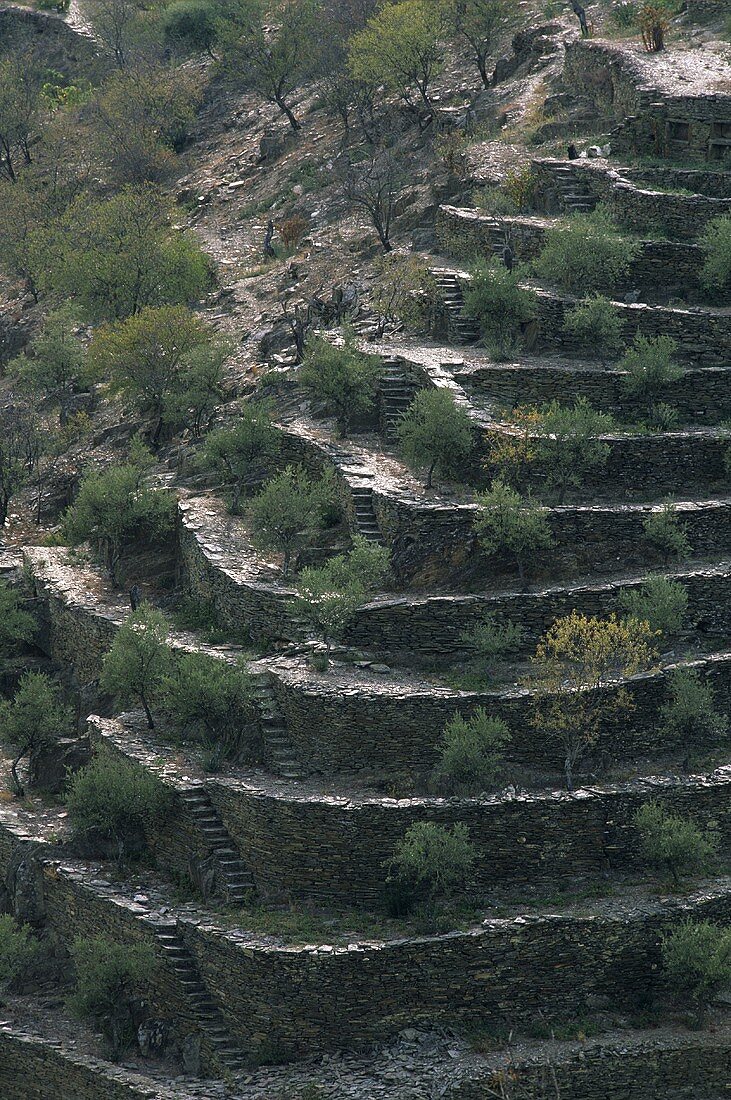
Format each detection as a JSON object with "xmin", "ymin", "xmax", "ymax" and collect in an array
[{"xmin": 621, "ymin": 166, "xmax": 731, "ymax": 200}]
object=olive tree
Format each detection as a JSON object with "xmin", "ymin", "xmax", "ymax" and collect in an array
[
  {"xmin": 473, "ymin": 478, "xmax": 554, "ymax": 588},
  {"xmin": 397, "ymin": 388, "xmax": 473, "ymax": 488},
  {"xmin": 99, "ymin": 606, "xmax": 174, "ymax": 728},
  {"xmin": 0, "ymin": 672, "xmax": 75, "ymax": 796}
]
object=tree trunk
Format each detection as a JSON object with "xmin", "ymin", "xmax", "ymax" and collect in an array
[
  {"xmin": 140, "ymin": 694, "xmax": 154, "ymax": 730},
  {"xmin": 283, "ymin": 548, "xmax": 291, "ymax": 577},
  {"xmin": 426, "ymin": 462, "xmax": 435, "ymax": 489},
  {"xmin": 516, "ymin": 555, "xmax": 527, "ymax": 591},
  {"xmin": 477, "ymin": 54, "xmax": 490, "ymax": 88},
  {"xmin": 276, "ymin": 96, "xmax": 301, "ymax": 131},
  {"xmin": 564, "ymin": 753, "xmax": 574, "ymax": 792},
  {"xmin": 10, "ymin": 751, "xmax": 25, "ymax": 798}
]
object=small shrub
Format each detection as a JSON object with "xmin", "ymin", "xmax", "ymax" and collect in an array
[
  {"xmin": 0, "ymin": 582, "xmax": 36, "ymax": 654},
  {"xmin": 620, "ymin": 335, "xmax": 682, "ymax": 415},
  {"xmin": 69, "ymin": 936, "xmax": 158, "ymax": 1055},
  {"xmin": 299, "ymin": 336, "xmax": 381, "ymax": 435},
  {"xmin": 371, "ymin": 254, "xmax": 440, "ymax": 336},
  {"xmin": 638, "ymin": 0, "xmax": 675, "ymax": 51},
  {"xmin": 432, "ymin": 709, "xmax": 511, "ymax": 795},
  {"xmin": 662, "ymin": 669, "xmax": 728, "ymax": 745},
  {"xmin": 385, "ymin": 822, "xmax": 476, "ymax": 915},
  {"xmin": 609, "ymin": 0, "xmax": 639, "ymax": 29},
  {"xmin": 649, "ymin": 402, "xmax": 679, "ymax": 432},
  {"xmin": 278, "ymin": 214, "xmax": 309, "ymax": 251},
  {"xmin": 532, "ymin": 209, "xmax": 638, "ymax": 293},
  {"xmin": 163, "ymin": 654, "xmax": 258, "ymax": 768},
  {"xmin": 562, "ymin": 294, "xmax": 624, "ymax": 362},
  {"xmin": 461, "ymin": 614, "xmax": 523, "ymax": 679},
  {"xmin": 474, "ymin": 478, "xmax": 554, "ymax": 587},
  {"xmin": 619, "ymin": 574, "xmax": 687, "ymax": 638},
  {"xmin": 502, "ymin": 166, "xmax": 537, "ymax": 213},
  {"xmin": 198, "ymin": 400, "xmax": 281, "ymax": 513},
  {"xmin": 698, "ymin": 215, "xmax": 731, "ymax": 298},
  {"xmin": 397, "ymin": 388, "xmax": 473, "ymax": 488},
  {"xmin": 99, "ymin": 606, "xmax": 174, "ymax": 729},
  {"xmin": 162, "ymin": 0, "xmax": 217, "ymax": 53},
  {"xmin": 642, "ymin": 503, "xmax": 691, "ymax": 566},
  {"xmin": 0, "ymin": 915, "xmax": 43, "ymax": 987},
  {"xmin": 462, "ymin": 260, "xmax": 536, "ymax": 359},
  {"xmin": 635, "ymin": 801, "xmax": 717, "ymax": 883},
  {"xmin": 661, "ymin": 921, "xmax": 731, "ymax": 1011}
]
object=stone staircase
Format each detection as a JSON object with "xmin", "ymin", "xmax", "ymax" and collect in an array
[
  {"xmin": 432, "ymin": 270, "xmax": 481, "ymax": 344},
  {"xmin": 545, "ymin": 162, "xmax": 597, "ymax": 213},
  {"xmin": 350, "ymin": 485, "xmax": 385, "ymax": 545},
  {"xmin": 252, "ymin": 677, "xmax": 306, "ymax": 779},
  {"xmin": 152, "ymin": 922, "xmax": 246, "ymax": 1075},
  {"xmin": 379, "ymin": 356, "xmax": 415, "ymax": 442},
  {"xmin": 179, "ymin": 786, "xmax": 255, "ymax": 906}
]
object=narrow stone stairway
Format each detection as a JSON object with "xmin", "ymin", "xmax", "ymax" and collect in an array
[
  {"xmin": 545, "ymin": 162, "xmax": 597, "ymax": 213},
  {"xmin": 432, "ymin": 271, "xmax": 481, "ymax": 344},
  {"xmin": 380, "ymin": 356, "xmax": 415, "ymax": 442},
  {"xmin": 350, "ymin": 485, "xmax": 386, "ymax": 545},
  {"xmin": 179, "ymin": 786, "xmax": 255, "ymax": 906},
  {"xmin": 252, "ymin": 677, "xmax": 306, "ymax": 779},
  {"xmin": 152, "ymin": 923, "xmax": 247, "ymax": 1074}
]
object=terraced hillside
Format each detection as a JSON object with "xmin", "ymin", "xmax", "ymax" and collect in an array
[{"xmin": 0, "ymin": 0, "xmax": 730, "ymax": 1096}]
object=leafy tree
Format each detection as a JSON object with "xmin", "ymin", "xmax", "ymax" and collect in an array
[
  {"xmin": 217, "ymin": 0, "xmax": 321, "ymax": 130},
  {"xmin": 698, "ymin": 215, "xmax": 731, "ymax": 298},
  {"xmin": 0, "ymin": 179, "xmax": 47, "ymax": 299},
  {"xmin": 662, "ymin": 669, "xmax": 728, "ymax": 746},
  {"xmin": 9, "ymin": 305, "xmax": 88, "ymax": 405},
  {"xmin": 342, "ymin": 149, "xmax": 405, "ymax": 252},
  {"xmin": 462, "ymin": 259, "xmax": 536, "ymax": 358},
  {"xmin": 642, "ymin": 503, "xmax": 691, "ymax": 567},
  {"xmin": 162, "ymin": 338, "xmax": 229, "ymax": 439},
  {"xmin": 661, "ymin": 921, "xmax": 731, "ymax": 1014},
  {"xmin": 432, "ymin": 708, "xmax": 511, "ymax": 795},
  {"xmin": 63, "ymin": 455, "xmax": 176, "ymax": 584},
  {"xmin": 619, "ymin": 574, "xmax": 687, "ymax": 639},
  {"xmin": 474, "ymin": 478, "xmax": 553, "ymax": 588},
  {"xmin": 445, "ymin": 0, "xmax": 518, "ymax": 87},
  {"xmin": 0, "ymin": 582, "xmax": 36, "ymax": 655},
  {"xmin": 85, "ymin": 0, "xmax": 151, "ymax": 68},
  {"xmin": 0, "ymin": 672, "xmax": 74, "ymax": 797},
  {"xmin": 163, "ymin": 0, "xmax": 218, "ymax": 54},
  {"xmin": 620, "ymin": 335, "xmax": 682, "ymax": 418},
  {"xmin": 562, "ymin": 294, "xmax": 624, "ymax": 363},
  {"xmin": 250, "ymin": 465, "xmax": 328, "ymax": 577},
  {"xmin": 486, "ymin": 404, "xmax": 542, "ymax": 491},
  {"xmin": 99, "ymin": 606, "xmax": 174, "ymax": 728},
  {"xmin": 460, "ymin": 613, "xmax": 522, "ymax": 681},
  {"xmin": 348, "ymin": 0, "xmax": 444, "ymax": 116},
  {"xmin": 370, "ymin": 254, "xmax": 439, "ymax": 337},
  {"xmin": 529, "ymin": 612, "xmax": 657, "ymax": 789},
  {"xmin": 385, "ymin": 822, "xmax": 475, "ymax": 915},
  {"xmin": 397, "ymin": 388, "xmax": 473, "ymax": 488},
  {"xmin": 635, "ymin": 801, "xmax": 717, "ymax": 884},
  {"xmin": 532, "ymin": 209, "xmax": 638, "ymax": 293},
  {"xmin": 0, "ymin": 916, "xmax": 44, "ymax": 988},
  {"xmin": 299, "ymin": 336, "xmax": 382, "ymax": 435},
  {"xmin": 163, "ymin": 653, "xmax": 258, "ymax": 767},
  {"xmin": 0, "ymin": 400, "xmax": 43, "ymax": 526},
  {"xmin": 534, "ymin": 398, "xmax": 615, "ymax": 504},
  {"xmin": 42, "ymin": 184, "xmax": 212, "ymax": 321},
  {"xmin": 198, "ymin": 402, "xmax": 281, "ymax": 512},
  {"xmin": 69, "ymin": 935, "xmax": 158, "ymax": 1056},
  {"xmin": 0, "ymin": 55, "xmax": 45, "ymax": 183}
]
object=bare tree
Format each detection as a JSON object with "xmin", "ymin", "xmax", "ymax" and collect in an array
[{"xmin": 343, "ymin": 150, "xmax": 404, "ymax": 252}]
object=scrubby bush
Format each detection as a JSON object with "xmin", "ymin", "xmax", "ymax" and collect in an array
[
  {"xmin": 9, "ymin": 304, "xmax": 89, "ymax": 403},
  {"xmin": 661, "ymin": 921, "xmax": 731, "ymax": 1012},
  {"xmin": 642, "ymin": 503, "xmax": 691, "ymax": 566},
  {"xmin": 487, "ymin": 405, "xmax": 542, "ymax": 491},
  {"xmin": 462, "ymin": 260, "xmax": 536, "ymax": 358},
  {"xmin": 371, "ymin": 254, "xmax": 439, "ymax": 336},
  {"xmin": 620, "ymin": 334, "xmax": 682, "ymax": 418},
  {"xmin": 619, "ymin": 574, "xmax": 687, "ymax": 639},
  {"xmin": 69, "ymin": 936, "xmax": 158, "ymax": 1055},
  {"xmin": 397, "ymin": 388, "xmax": 473, "ymax": 488},
  {"xmin": 662, "ymin": 669, "xmax": 729, "ymax": 746},
  {"xmin": 66, "ymin": 752, "xmax": 172, "ymax": 862},
  {"xmin": 534, "ymin": 398, "xmax": 615, "ymax": 503},
  {"xmin": 0, "ymin": 672, "xmax": 74, "ymax": 797},
  {"xmin": 562, "ymin": 294, "xmax": 624, "ymax": 362},
  {"xmin": 432, "ymin": 709, "xmax": 511, "ymax": 795},
  {"xmin": 638, "ymin": 0, "xmax": 676, "ymax": 51},
  {"xmin": 532, "ymin": 209, "xmax": 637, "ymax": 293},
  {"xmin": 385, "ymin": 822, "xmax": 476, "ymax": 915},
  {"xmin": 251, "ymin": 466, "xmax": 338, "ymax": 577},
  {"xmin": 0, "ymin": 915, "xmax": 44, "ymax": 988},
  {"xmin": 474, "ymin": 479, "xmax": 553, "ymax": 588},
  {"xmin": 299, "ymin": 336, "xmax": 382, "ymax": 435},
  {"xmin": 698, "ymin": 215, "xmax": 731, "ymax": 298},
  {"xmin": 163, "ymin": 653, "xmax": 258, "ymax": 768},
  {"xmin": 278, "ymin": 214, "xmax": 310, "ymax": 251},
  {"xmin": 635, "ymin": 801, "xmax": 717, "ymax": 884},
  {"xmin": 162, "ymin": 0, "xmax": 217, "ymax": 53},
  {"xmin": 460, "ymin": 614, "xmax": 523, "ymax": 680},
  {"xmin": 198, "ymin": 401, "xmax": 281, "ymax": 512},
  {"xmin": 99, "ymin": 607, "xmax": 174, "ymax": 729},
  {"xmin": 0, "ymin": 581, "xmax": 35, "ymax": 655}
]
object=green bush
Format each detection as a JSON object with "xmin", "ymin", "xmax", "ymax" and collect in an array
[
  {"xmin": 535, "ymin": 398, "xmax": 615, "ymax": 503},
  {"xmin": 163, "ymin": 653, "xmax": 258, "ymax": 768},
  {"xmin": 432, "ymin": 709, "xmax": 511, "ymax": 795},
  {"xmin": 698, "ymin": 215, "xmax": 731, "ymax": 298},
  {"xmin": 250, "ymin": 465, "xmax": 337, "ymax": 577},
  {"xmin": 642, "ymin": 503, "xmax": 691, "ymax": 566},
  {"xmin": 609, "ymin": 0, "xmax": 639, "ymax": 29},
  {"xmin": 620, "ymin": 334, "xmax": 682, "ymax": 415},
  {"xmin": 0, "ymin": 581, "xmax": 35, "ymax": 655},
  {"xmin": 199, "ymin": 401, "xmax": 281, "ymax": 512},
  {"xmin": 661, "ymin": 921, "xmax": 731, "ymax": 1010},
  {"xmin": 460, "ymin": 613, "xmax": 523, "ymax": 680},
  {"xmin": 69, "ymin": 935, "xmax": 158, "ymax": 1054},
  {"xmin": 397, "ymin": 388, "xmax": 473, "ymax": 488},
  {"xmin": 562, "ymin": 294, "xmax": 624, "ymax": 362},
  {"xmin": 9, "ymin": 304, "xmax": 89, "ymax": 402},
  {"xmin": 0, "ymin": 671, "xmax": 74, "ymax": 796},
  {"xmin": 99, "ymin": 606, "xmax": 174, "ymax": 729},
  {"xmin": 385, "ymin": 822, "xmax": 476, "ymax": 915},
  {"xmin": 532, "ymin": 209, "xmax": 638, "ymax": 293},
  {"xmin": 462, "ymin": 260, "xmax": 536, "ymax": 359},
  {"xmin": 474, "ymin": 478, "xmax": 554, "ymax": 587},
  {"xmin": 299, "ymin": 336, "xmax": 381, "ymax": 435},
  {"xmin": 634, "ymin": 801, "xmax": 717, "ymax": 883},
  {"xmin": 66, "ymin": 751, "xmax": 172, "ymax": 861},
  {"xmin": 619, "ymin": 574, "xmax": 687, "ymax": 639},
  {"xmin": 0, "ymin": 915, "xmax": 43, "ymax": 987},
  {"xmin": 162, "ymin": 0, "xmax": 217, "ymax": 53},
  {"xmin": 662, "ymin": 669, "xmax": 729, "ymax": 745}
]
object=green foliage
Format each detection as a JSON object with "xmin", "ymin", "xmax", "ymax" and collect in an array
[
  {"xmin": 532, "ymin": 210, "xmax": 638, "ymax": 293},
  {"xmin": 348, "ymin": 0, "xmax": 444, "ymax": 112},
  {"xmin": 163, "ymin": 653, "xmax": 258, "ymax": 768},
  {"xmin": 397, "ymin": 388, "xmax": 473, "ymax": 488},
  {"xmin": 299, "ymin": 336, "xmax": 382, "ymax": 435},
  {"xmin": 0, "ymin": 582, "xmax": 35, "ymax": 655},
  {"xmin": 460, "ymin": 614, "xmax": 523, "ymax": 680},
  {"xmin": 634, "ymin": 801, "xmax": 717, "ymax": 884},
  {"xmin": 370, "ymin": 254, "xmax": 440, "ymax": 336},
  {"xmin": 462, "ymin": 260, "xmax": 536, "ymax": 359},
  {"xmin": 0, "ymin": 672, "xmax": 74, "ymax": 796},
  {"xmin": 619, "ymin": 574, "xmax": 687, "ymax": 639},
  {"xmin": 9, "ymin": 304, "xmax": 89, "ymax": 400},
  {"xmin": 0, "ymin": 915, "xmax": 43, "ymax": 987},
  {"xmin": 642, "ymin": 503, "xmax": 691, "ymax": 566},
  {"xmin": 163, "ymin": 0, "xmax": 218, "ymax": 53},
  {"xmin": 661, "ymin": 921, "xmax": 731, "ymax": 1008},
  {"xmin": 444, "ymin": 0, "xmax": 519, "ymax": 87},
  {"xmin": 562, "ymin": 294, "xmax": 624, "ymax": 362},
  {"xmin": 620, "ymin": 335, "xmax": 682, "ymax": 415},
  {"xmin": 42, "ymin": 184, "xmax": 212, "ymax": 321},
  {"xmin": 698, "ymin": 216, "xmax": 731, "ymax": 298},
  {"xmin": 69, "ymin": 935, "xmax": 158, "ymax": 1053},
  {"xmin": 608, "ymin": 0, "xmax": 639, "ymax": 29},
  {"xmin": 385, "ymin": 822, "xmax": 476, "ymax": 915},
  {"xmin": 250, "ymin": 466, "xmax": 333, "ymax": 577},
  {"xmin": 99, "ymin": 606, "xmax": 174, "ymax": 729},
  {"xmin": 534, "ymin": 398, "xmax": 615, "ymax": 503},
  {"xmin": 63, "ymin": 454, "xmax": 176, "ymax": 584},
  {"xmin": 294, "ymin": 536, "xmax": 391, "ymax": 652},
  {"xmin": 432, "ymin": 709, "xmax": 511, "ymax": 795},
  {"xmin": 473, "ymin": 478, "xmax": 554, "ymax": 587},
  {"xmin": 662, "ymin": 669, "xmax": 729, "ymax": 745},
  {"xmin": 199, "ymin": 401, "xmax": 281, "ymax": 511},
  {"xmin": 66, "ymin": 751, "xmax": 172, "ymax": 858}
]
